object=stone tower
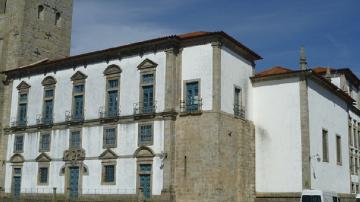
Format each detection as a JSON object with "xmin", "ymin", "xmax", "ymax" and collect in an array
[
  {"xmin": 0, "ymin": 0, "xmax": 73, "ymax": 70},
  {"xmin": 0, "ymin": 0, "xmax": 73, "ymax": 192}
]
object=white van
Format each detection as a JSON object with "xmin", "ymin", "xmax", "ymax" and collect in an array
[{"xmin": 300, "ymin": 190, "xmax": 340, "ymax": 202}]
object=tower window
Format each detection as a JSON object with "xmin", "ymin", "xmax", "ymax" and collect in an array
[
  {"xmin": 55, "ymin": 12, "xmax": 61, "ymax": 27},
  {"xmin": 38, "ymin": 5, "xmax": 44, "ymax": 20}
]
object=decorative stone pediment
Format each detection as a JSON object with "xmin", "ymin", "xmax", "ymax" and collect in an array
[
  {"xmin": 16, "ymin": 81, "xmax": 31, "ymax": 90},
  {"xmin": 63, "ymin": 148, "xmax": 86, "ymax": 165},
  {"xmin": 134, "ymin": 146, "xmax": 155, "ymax": 158},
  {"xmin": 99, "ymin": 149, "xmax": 118, "ymax": 160},
  {"xmin": 104, "ymin": 64, "xmax": 122, "ymax": 75},
  {"xmin": 10, "ymin": 153, "xmax": 24, "ymax": 163},
  {"xmin": 137, "ymin": 59, "xmax": 158, "ymax": 70},
  {"xmin": 71, "ymin": 71, "xmax": 87, "ymax": 81},
  {"xmin": 36, "ymin": 153, "xmax": 52, "ymax": 162},
  {"xmin": 42, "ymin": 76, "xmax": 57, "ymax": 86}
]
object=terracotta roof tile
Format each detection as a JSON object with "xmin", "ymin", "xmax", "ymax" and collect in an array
[
  {"xmin": 178, "ymin": 31, "xmax": 211, "ymax": 39},
  {"xmin": 255, "ymin": 66, "xmax": 293, "ymax": 77}
]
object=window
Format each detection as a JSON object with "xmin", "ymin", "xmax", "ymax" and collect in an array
[
  {"xmin": 14, "ymin": 135, "xmax": 24, "ymax": 153},
  {"xmin": 354, "ymin": 121, "xmax": 358, "ymax": 148},
  {"xmin": 106, "ymin": 79, "xmax": 119, "ymax": 117},
  {"xmin": 138, "ymin": 123, "xmax": 153, "ymax": 146},
  {"xmin": 349, "ymin": 119, "xmax": 353, "ymax": 147},
  {"xmin": 102, "ymin": 162, "xmax": 116, "ymax": 185},
  {"xmin": 38, "ymin": 167, "xmax": 48, "ymax": 185},
  {"xmin": 39, "ymin": 133, "xmax": 51, "ymax": 152},
  {"xmin": 234, "ymin": 87, "xmax": 243, "ymax": 117},
  {"xmin": 38, "ymin": 5, "xmax": 44, "ymax": 20},
  {"xmin": 103, "ymin": 127, "xmax": 117, "ymax": 148},
  {"xmin": 141, "ymin": 73, "xmax": 155, "ymax": 113},
  {"xmin": 351, "ymin": 156, "xmax": 355, "ymax": 175},
  {"xmin": 185, "ymin": 81, "xmax": 200, "ymax": 112},
  {"xmin": 69, "ymin": 131, "xmax": 81, "ymax": 149},
  {"xmin": 73, "ymin": 84, "xmax": 84, "ymax": 121},
  {"xmin": 18, "ymin": 93, "xmax": 28, "ymax": 126},
  {"xmin": 0, "ymin": 0, "xmax": 6, "ymax": 14},
  {"xmin": 336, "ymin": 135, "xmax": 342, "ymax": 165},
  {"xmin": 42, "ymin": 89, "xmax": 54, "ymax": 124},
  {"xmin": 322, "ymin": 129, "xmax": 328, "ymax": 162},
  {"xmin": 55, "ymin": 12, "xmax": 61, "ymax": 26}
]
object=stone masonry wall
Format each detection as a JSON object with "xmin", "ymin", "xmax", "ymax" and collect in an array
[{"xmin": 174, "ymin": 112, "xmax": 255, "ymax": 202}]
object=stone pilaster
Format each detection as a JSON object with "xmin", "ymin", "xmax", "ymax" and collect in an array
[
  {"xmin": 299, "ymin": 73, "xmax": 311, "ymax": 189},
  {"xmin": 211, "ymin": 41, "xmax": 222, "ymax": 112}
]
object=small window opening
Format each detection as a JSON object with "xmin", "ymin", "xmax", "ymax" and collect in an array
[
  {"xmin": 55, "ymin": 12, "xmax": 61, "ymax": 26},
  {"xmin": 38, "ymin": 5, "xmax": 44, "ymax": 20}
]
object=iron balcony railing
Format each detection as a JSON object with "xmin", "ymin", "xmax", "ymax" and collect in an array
[
  {"xmin": 234, "ymin": 104, "xmax": 246, "ymax": 118},
  {"xmin": 11, "ymin": 119, "xmax": 27, "ymax": 128},
  {"xmin": 65, "ymin": 111, "xmax": 84, "ymax": 122},
  {"xmin": 99, "ymin": 106, "xmax": 120, "ymax": 119},
  {"xmin": 133, "ymin": 101, "xmax": 157, "ymax": 115},
  {"xmin": 36, "ymin": 115, "xmax": 54, "ymax": 125},
  {"xmin": 180, "ymin": 98, "xmax": 202, "ymax": 113}
]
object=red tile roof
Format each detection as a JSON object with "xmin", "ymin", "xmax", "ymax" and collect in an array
[
  {"xmin": 178, "ymin": 31, "xmax": 211, "ymax": 39},
  {"xmin": 255, "ymin": 66, "xmax": 292, "ymax": 77}
]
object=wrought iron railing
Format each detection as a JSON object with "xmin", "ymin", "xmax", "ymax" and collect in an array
[
  {"xmin": 65, "ymin": 111, "xmax": 84, "ymax": 122},
  {"xmin": 234, "ymin": 104, "xmax": 246, "ymax": 118},
  {"xmin": 133, "ymin": 101, "xmax": 157, "ymax": 115},
  {"xmin": 36, "ymin": 115, "xmax": 54, "ymax": 125},
  {"xmin": 11, "ymin": 119, "xmax": 27, "ymax": 128},
  {"xmin": 99, "ymin": 106, "xmax": 120, "ymax": 119},
  {"xmin": 180, "ymin": 98, "xmax": 202, "ymax": 113}
]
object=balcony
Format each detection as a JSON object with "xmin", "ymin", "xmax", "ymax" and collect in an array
[
  {"xmin": 234, "ymin": 104, "xmax": 246, "ymax": 119},
  {"xmin": 133, "ymin": 102, "xmax": 157, "ymax": 118},
  {"xmin": 11, "ymin": 119, "xmax": 27, "ymax": 128},
  {"xmin": 99, "ymin": 107, "xmax": 120, "ymax": 121},
  {"xmin": 180, "ymin": 98, "xmax": 202, "ymax": 115},
  {"xmin": 65, "ymin": 111, "xmax": 84, "ymax": 123},
  {"xmin": 36, "ymin": 115, "xmax": 54, "ymax": 126}
]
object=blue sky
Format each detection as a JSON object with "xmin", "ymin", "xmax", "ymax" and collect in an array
[{"xmin": 71, "ymin": 0, "xmax": 360, "ymax": 77}]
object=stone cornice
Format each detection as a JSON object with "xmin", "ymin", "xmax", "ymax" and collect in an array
[{"xmin": 1, "ymin": 32, "xmax": 262, "ymax": 82}]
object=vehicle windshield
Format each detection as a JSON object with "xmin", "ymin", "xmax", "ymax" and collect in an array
[{"xmin": 302, "ymin": 195, "xmax": 321, "ymax": 202}]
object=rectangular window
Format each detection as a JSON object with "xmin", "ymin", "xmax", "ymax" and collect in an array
[
  {"xmin": 351, "ymin": 156, "xmax": 354, "ymax": 174},
  {"xmin": 103, "ymin": 127, "xmax": 117, "ymax": 148},
  {"xmin": 185, "ymin": 81, "xmax": 200, "ymax": 112},
  {"xmin": 104, "ymin": 165, "xmax": 115, "ymax": 183},
  {"xmin": 18, "ymin": 93, "xmax": 28, "ymax": 126},
  {"xmin": 38, "ymin": 167, "xmax": 48, "ymax": 184},
  {"xmin": 336, "ymin": 135, "xmax": 342, "ymax": 165},
  {"xmin": 43, "ymin": 89, "xmax": 54, "ymax": 124},
  {"xmin": 322, "ymin": 129, "xmax": 329, "ymax": 162},
  {"xmin": 139, "ymin": 163, "xmax": 152, "ymax": 199},
  {"xmin": 73, "ymin": 95, "xmax": 84, "ymax": 120},
  {"xmin": 73, "ymin": 84, "xmax": 84, "ymax": 93},
  {"xmin": 139, "ymin": 73, "xmax": 155, "ymax": 114},
  {"xmin": 349, "ymin": 119, "xmax": 353, "ymax": 146},
  {"xmin": 354, "ymin": 123, "xmax": 357, "ymax": 148},
  {"xmin": 14, "ymin": 135, "xmax": 24, "ymax": 153},
  {"xmin": 139, "ymin": 124, "xmax": 153, "ymax": 146},
  {"xmin": 106, "ymin": 78, "xmax": 119, "ymax": 117},
  {"xmin": 39, "ymin": 134, "xmax": 51, "ymax": 152},
  {"xmin": 70, "ymin": 131, "xmax": 81, "ymax": 149}
]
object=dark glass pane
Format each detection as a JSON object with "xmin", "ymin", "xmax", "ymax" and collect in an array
[
  {"xmin": 142, "ymin": 86, "xmax": 154, "ymax": 113},
  {"xmin": 73, "ymin": 84, "xmax": 84, "ymax": 93},
  {"xmin": 14, "ymin": 136, "xmax": 23, "ymax": 152},
  {"xmin": 43, "ymin": 100, "xmax": 53, "ymax": 122},
  {"xmin": 39, "ymin": 167, "xmax": 48, "ymax": 183},
  {"xmin": 70, "ymin": 131, "xmax": 80, "ymax": 148},
  {"xmin": 105, "ymin": 165, "xmax": 114, "ymax": 182},
  {"xmin": 44, "ymin": 89, "xmax": 54, "ymax": 98},
  {"xmin": 19, "ymin": 93, "xmax": 28, "ymax": 102},
  {"xmin": 104, "ymin": 128, "xmax": 116, "ymax": 145},
  {"xmin": 301, "ymin": 195, "xmax": 321, "ymax": 202},
  {"xmin": 18, "ymin": 103, "xmax": 27, "ymax": 125},
  {"xmin": 14, "ymin": 168, "xmax": 21, "ymax": 175},
  {"xmin": 107, "ymin": 91, "xmax": 118, "ymax": 116},
  {"xmin": 73, "ymin": 95, "xmax": 83, "ymax": 119},
  {"xmin": 140, "ymin": 164, "xmax": 152, "ymax": 172},
  {"xmin": 40, "ymin": 134, "xmax": 50, "ymax": 151},
  {"xmin": 140, "ymin": 125, "xmax": 152, "ymax": 143},
  {"xmin": 142, "ymin": 74, "xmax": 154, "ymax": 84},
  {"xmin": 186, "ymin": 82, "xmax": 199, "ymax": 111},
  {"xmin": 108, "ymin": 79, "xmax": 119, "ymax": 89}
]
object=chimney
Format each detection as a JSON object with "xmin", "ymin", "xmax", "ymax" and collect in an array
[{"xmin": 300, "ymin": 46, "xmax": 308, "ymax": 70}]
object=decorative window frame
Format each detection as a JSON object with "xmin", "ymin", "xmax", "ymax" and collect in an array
[
  {"xmin": 16, "ymin": 81, "xmax": 31, "ymax": 126},
  {"xmin": 138, "ymin": 122, "xmax": 154, "ymax": 146},
  {"xmin": 101, "ymin": 161, "xmax": 117, "ymax": 185},
  {"xmin": 137, "ymin": 59, "xmax": 158, "ymax": 114},
  {"xmin": 103, "ymin": 125, "xmax": 118, "ymax": 149},
  {"xmin": 134, "ymin": 146, "xmax": 155, "ymax": 198},
  {"xmin": 69, "ymin": 128, "xmax": 82, "ymax": 149},
  {"xmin": 39, "ymin": 132, "xmax": 51, "ymax": 152},
  {"xmin": 41, "ymin": 76, "xmax": 56, "ymax": 124},
  {"xmin": 103, "ymin": 64, "xmax": 122, "ymax": 117},
  {"xmin": 70, "ymin": 71, "xmax": 87, "ymax": 121},
  {"xmin": 37, "ymin": 162, "xmax": 50, "ymax": 186},
  {"xmin": 13, "ymin": 134, "xmax": 24, "ymax": 153}
]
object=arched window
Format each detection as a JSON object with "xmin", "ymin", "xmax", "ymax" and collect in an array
[
  {"xmin": 38, "ymin": 5, "xmax": 44, "ymax": 20},
  {"xmin": 55, "ymin": 12, "xmax": 61, "ymax": 27}
]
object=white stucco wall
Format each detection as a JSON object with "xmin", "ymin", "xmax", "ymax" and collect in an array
[
  {"xmin": 5, "ymin": 120, "xmax": 164, "ymax": 195},
  {"xmin": 181, "ymin": 44, "xmax": 213, "ymax": 111},
  {"xmin": 9, "ymin": 51, "xmax": 166, "ymax": 125},
  {"xmin": 253, "ymin": 77, "xmax": 303, "ymax": 193},
  {"xmin": 308, "ymin": 79, "xmax": 350, "ymax": 193},
  {"xmin": 220, "ymin": 46, "xmax": 254, "ymax": 118}
]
